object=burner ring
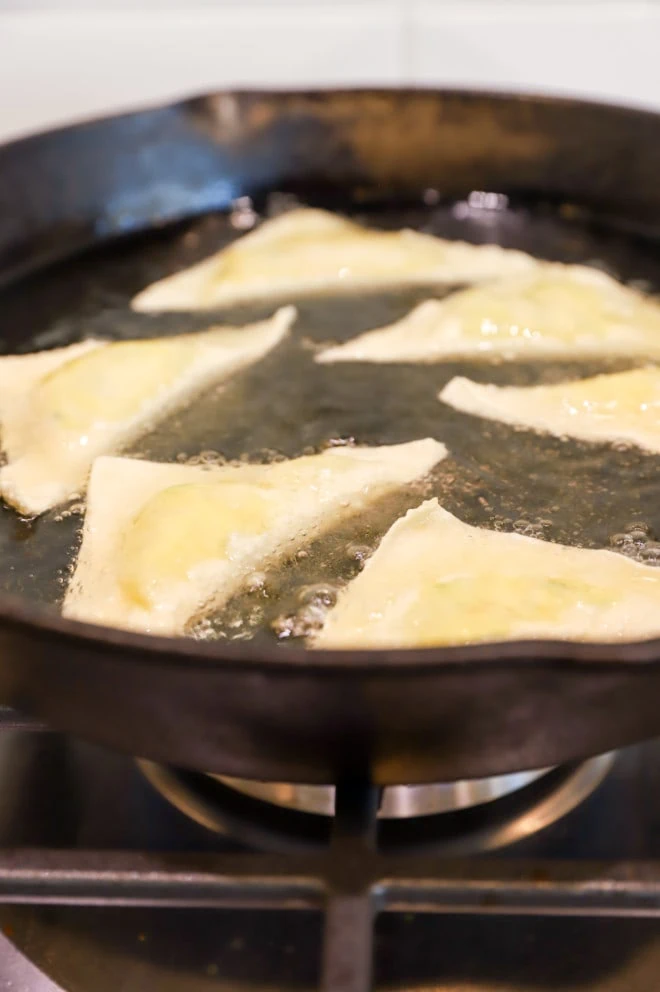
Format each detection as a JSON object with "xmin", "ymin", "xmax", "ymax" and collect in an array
[
  {"xmin": 214, "ymin": 768, "xmax": 551, "ymax": 818},
  {"xmin": 138, "ymin": 754, "xmax": 614, "ymax": 855}
]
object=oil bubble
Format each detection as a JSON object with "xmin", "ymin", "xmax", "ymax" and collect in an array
[
  {"xmin": 186, "ymin": 450, "xmax": 227, "ymax": 467},
  {"xmin": 246, "ymin": 572, "xmax": 267, "ymax": 593},
  {"xmin": 625, "ymin": 521, "xmax": 654, "ymax": 538},
  {"xmin": 298, "ymin": 583, "xmax": 338, "ymax": 609},
  {"xmin": 347, "ymin": 543, "xmax": 372, "ymax": 565},
  {"xmin": 326, "ymin": 436, "xmax": 356, "ymax": 449},
  {"xmin": 272, "ymin": 611, "xmax": 322, "ymax": 641}
]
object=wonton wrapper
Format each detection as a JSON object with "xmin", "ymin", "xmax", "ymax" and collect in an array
[
  {"xmin": 63, "ymin": 439, "xmax": 446, "ymax": 636},
  {"xmin": 441, "ymin": 367, "xmax": 660, "ymax": 454},
  {"xmin": 314, "ymin": 499, "xmax": 660, "ymax": 649},
  {"xmin": 132, "ymin": 208, "xmax": 537, "ymax": 312},
  {"xmin": 0, "ymin": 307, "xmax": 294, "ymax": 516},
  {"xmin": 317, "ymin": 265, "xmax": 660, "ymax": 364}
]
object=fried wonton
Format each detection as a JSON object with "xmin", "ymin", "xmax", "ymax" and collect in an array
[
  {"xmin": 0, "ymin": 307, "xmax": 294, "ymax": 515},
  {"xmin": 314, "ymin": 499, "xmax": 660, "ymax": 649},
  {"xmin": 317, "ymin": 266, "xmax": 660, "ymax": 364},
  {"xmin": 63, "ymin": 439, "xmax": 447, "ymax": 636},
  {"xmin": 440, "ymin": 367, "xmax": 660, "ymax": 454},
  {"xmin": 132, "ymin": 208, "xmax": 537, "ymax": 312}
]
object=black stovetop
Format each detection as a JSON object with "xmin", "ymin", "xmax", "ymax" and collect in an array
[{"xmin": 2, "ymin": 714, "xmax": 660, "ymax": 992}]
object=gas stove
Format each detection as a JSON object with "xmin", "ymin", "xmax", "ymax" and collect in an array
[{"xmin": 0, "ymin": 710, "xmax": 660, "ymax": 990}]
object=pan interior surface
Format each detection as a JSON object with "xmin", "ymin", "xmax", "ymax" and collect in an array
[{"xmin": 2, "ymin": 193, "xmax": 660, "ymax": 651}]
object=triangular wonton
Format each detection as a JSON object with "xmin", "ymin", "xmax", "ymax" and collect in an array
[
  {"xmin": 132, "ymin": 208, "xmax": 537, "ymax": 312},
  {"xmin": 317, "ymin": 266, "xmax": 660, "ymax": 364},
  {"xmin": 441, "ymin": 367, "xmax": 660, "ymax": 454},
  {"xmin": 63, "ymin": 439, "xmax": 446, "ymax": 636},
  {"xmin": 314, "ymin": 499, "xmax": 660, "ymax": 649},
  {"xmin": 0, "ymin": 307, "xmax": 294, "ymax": 515}
]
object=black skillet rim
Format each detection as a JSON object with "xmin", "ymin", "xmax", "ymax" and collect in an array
[{"xmin": 3, "ymin": 85, "xmax": 660, "ymax": 674}]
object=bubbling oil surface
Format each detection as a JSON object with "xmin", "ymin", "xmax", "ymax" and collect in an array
[{"xmin": 2, "ymin": 197, "xmax": 660, "ymax": 647}]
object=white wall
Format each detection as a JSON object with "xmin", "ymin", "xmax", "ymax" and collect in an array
[{"xmin": 0, "ymin": 2, "xmax": 659, "ymax": 142}]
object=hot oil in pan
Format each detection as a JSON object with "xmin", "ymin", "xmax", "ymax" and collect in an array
[{"xmin": 1, "ymin": 197, "xmax": 660, "ymax": 645}]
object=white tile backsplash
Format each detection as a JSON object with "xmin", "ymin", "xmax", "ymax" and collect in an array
[
  {"xmin": 0, "ymin": 0, "xmax": 391, "ymax": 5},
  {"xmin": 0, "ymin": 6, "xmax": 400, "ymax": 141},
  {"xmin": 408, "ymin": 1, "xmax": 660, "ymax": 110},
  {"xmin": 0, "ymin": 2, "xmax": 658, "ymax": 143}
]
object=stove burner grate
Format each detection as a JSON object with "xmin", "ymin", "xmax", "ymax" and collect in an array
[
  {"xmin": 4, "ymin": 775, "xmax": 660, "ymax": 992},
  {"xmin": 0, "ymin": 709, "xmax": 651, "ymax": 992}
]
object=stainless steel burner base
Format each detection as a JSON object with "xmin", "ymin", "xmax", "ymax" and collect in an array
[
  {"xmin": 216, "ymin": 769, "xmax": 549, "ymax": 817},
  {"xmin": 139, "ymin": 754, "xmax": 615, "ymax": 853}
]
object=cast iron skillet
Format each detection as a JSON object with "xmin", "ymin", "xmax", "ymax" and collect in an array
[{"xmin": 1, "ymin": 89, "xmax": 660, "ymax": 786}]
